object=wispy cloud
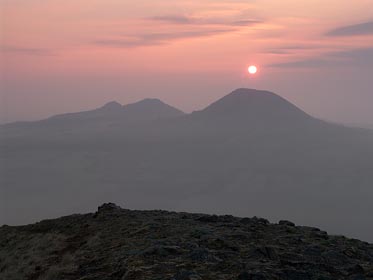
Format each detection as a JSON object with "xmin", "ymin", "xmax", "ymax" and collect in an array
[
  {"xmin": 94, "ymin": 29, "xmax": 235, "ymax": 48},
  {"xmin": 230, "ymin": 20, "xmax": 262, "ymax": 26},
  {"xmin": 147, "ymin": 14, "xmax": 262, "ymax": 27},
  {"xmin": 149, "ymin": 15, "xmax": 193, "ymax": 24},
  {"xmin": 264, "ymin": 44, "xmax": 321, "ymax": 55},
  {"xmin": 326, "ymin": 21, "xmax": 373, "ymax": 36},
  {"xmin": 94, "ymin": 38, "xmax": 164, "ymax": 48},
  {"xmin": 1, "ymin": 46, "xmax": 55, "ymax": 56},
  {"xmin": 94, "ymin": 13, "xmax": 262, "ymax": 49},
  {"xmin": 331, "ymin": 48, "xmax": 373, "ymax": 64},
  {"xmin": 269, "ymin": 48, "xmax": 373, "ymax": 68},
  {"xmin": 269, "ymin": 58, "xmax": 336, "ymax": 68}
]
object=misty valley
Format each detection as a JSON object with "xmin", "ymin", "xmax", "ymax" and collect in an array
[{"xmin": 1, "ymin": 88, "xmax": 373, "ymax": 243}]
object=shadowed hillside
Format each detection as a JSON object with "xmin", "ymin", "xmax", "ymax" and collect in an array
[
  {"xmin": 0, "ymin": 203, "xmax": 372, "ymax": 279},
  {"xmin": 192, "ymin": 88, "xmax": 311, "ymax": 121}
]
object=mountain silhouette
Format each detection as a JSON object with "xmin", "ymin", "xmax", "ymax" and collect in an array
[
  {"xmin": 178, "ymin": 89, "xmax": 321, "ymax": 135},
  {"xmin": 121, "ymin": 98, "xmax": 185, "ymax": 121},
  {"xmin": 197, "ymin": 88, "xmax": 310, "ymax": 121},
  {"xmin": 46, "ymin": 98, "xmax": 184, "ymax": 124},
  {"xmin": 99, "ymin": 101, "xmax": 123, "ymax": 111}
]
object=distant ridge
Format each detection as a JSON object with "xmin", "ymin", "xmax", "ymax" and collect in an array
[
  {"xmin": 200, "ymin": 88, "xmax": 310, "ymax": 119},
  {"xmin": 99, "ymin": 101, "xmax": 123, "ymax": 111},
  {"xmin": 122, "ymin": 98, "xmax": 185, "ymax": 120},
  {"xmin": 1, "ymin": 88, "xmax": 311, "ymax": 127},
  {"xmin": 44, "ymin": 98, "xmax": 185, "ymax": 124},
  {"xmin": 184, "ymin": 88, "xmax": 316, "ymax": 130}
]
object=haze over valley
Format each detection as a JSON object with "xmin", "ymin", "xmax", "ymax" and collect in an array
[{"xmin": 1, "ymin": 88, "xmax": 373, "ymax": 242}]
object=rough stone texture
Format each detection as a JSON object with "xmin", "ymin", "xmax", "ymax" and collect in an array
[{"xmin": 0, "ymin": 203, "xmax": 372, "ymax": 280}]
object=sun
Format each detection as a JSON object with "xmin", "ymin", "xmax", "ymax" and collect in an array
[{"xmin": 248, "ymin": 65, "xmax": 258, "ymax": 75}]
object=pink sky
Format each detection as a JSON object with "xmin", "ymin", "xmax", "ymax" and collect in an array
[{"xmin": 1, "ymin": 0, "xmax": 373, "ymax": 124}]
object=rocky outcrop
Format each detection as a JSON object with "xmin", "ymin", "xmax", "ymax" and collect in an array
[{"xmin": 0, "ymin": 203, "xmax": 372, "ymax": 279}]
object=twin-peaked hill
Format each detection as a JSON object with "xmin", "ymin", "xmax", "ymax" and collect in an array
[
  {"xmin": 47, "ymin": 98, "xmax": 185, "ymax": 123},
  {"xmin": 1, "ymin": 89, "xmax": 373, "ymax": 243}
]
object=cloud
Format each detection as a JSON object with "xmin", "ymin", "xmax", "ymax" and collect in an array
[
  {"xmin": 149, "ymin": 15, "xmax": 193, "ymax": 24},
  {"xmin": 264, "ymin": 50, "xmax": 291, "ymax": 55},
  {"xmin": 326, "ymin": 21, "xmax": 373, "ymax": 36},
  {"xmin": 332, "ymin": 48, "xmax": 373, "ymax": 64},
  {"xmin": 1, "ymin": 46, "xmax": 55, "ymax": 56},
  {"xmin": 94, "ymin": 29, "xmax": 235, "ymax": 48},
  {"xmin": 94, "ymin": 39, "xmax": 164, "ymax": 48},
  {"xmin": 94, "ymin": 14, "xmax": 262, "ymax": 49},
  {"xmin": 276, "ymin": 45, "xmax": 320, "ymax": 50},
  {"xmin": 230, "ymin": 20, "xmax": 262, "ymax": 26},
  {"xmin": 147, "ymin": 14, "xmax": 261, "ymax": 27},
  {"xmin": 269, "ymin": 48, "xmax": 373, "ymax": 68},
  {"xmin": 264, "ymin": 44, "xmax": 320, "ymax": 55},
  {"xmin": 269, "ymin": 58, "xmax": 336, "ymax": 68}
]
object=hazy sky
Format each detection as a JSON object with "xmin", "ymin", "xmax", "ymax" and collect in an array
[{"xmin": 1, "ymin": 0, "xmax": 372, "ymax": 124}]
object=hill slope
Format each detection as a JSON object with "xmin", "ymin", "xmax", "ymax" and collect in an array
[
  {"xmin": 48, "ymin": 98, "xmax": 185, "ymax": 122},
  {"xmin": 0, "ymin": 98, "xmax": 184, "ymax": 134},
  {"xmin": 193, "ymin": 88, "xmax": 311, "ymax": 122},
  {"xmin": 0, "ymin": 203, "xmax": 372, "ymax": 280}
]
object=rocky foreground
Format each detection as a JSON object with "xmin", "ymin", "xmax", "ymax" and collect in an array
[{"xmin": 0, "ymin": 203, "xmax": 372, "ymax": 280}]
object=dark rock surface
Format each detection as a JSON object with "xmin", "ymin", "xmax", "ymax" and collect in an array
[{"xmin": 0, "ymin": 203, "xmax": 372, "ymax": 279}]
